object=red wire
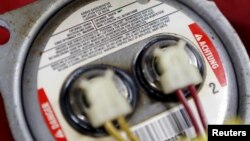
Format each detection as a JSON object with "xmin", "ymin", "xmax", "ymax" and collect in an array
[
  {"xmin": 176, "ymin": 89, "xmax": 201, "ymax": 135},
  {"xmin": 188, "ymin": 85, "xmax": 208, "ymax": 130}
]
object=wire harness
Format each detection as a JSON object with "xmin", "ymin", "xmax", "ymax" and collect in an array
[
  {"xmin": 154, "ymin": 40, "xmax": 207, "ymax": 138},
  {"xmin": 78, "ymin": 70, "xmax": 139, "ymax": 141}
]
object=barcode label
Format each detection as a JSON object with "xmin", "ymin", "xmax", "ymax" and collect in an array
[{"xmin": 132, "ymin": 108, "xmax": 195, "ymax": 141}]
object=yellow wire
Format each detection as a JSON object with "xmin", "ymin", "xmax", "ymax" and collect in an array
[
  {"xmin": 117, "ymin": 116, "xmax": 140, "ymax": 141},
  {"xmin": 104, "ymin": 121, "xmax": 126, "ymax": 141}
]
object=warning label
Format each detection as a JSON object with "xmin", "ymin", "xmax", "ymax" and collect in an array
[
  {"xmin": 189, "ymin": 23, "xmax": 227, "ymax": 87},
  {"xmin": 38, "ymin": 89, "xmax": 67, "ymax": 141},
  {"xmin": 39, "ymin": 2, "xmax": 176, "ymax": 71}
]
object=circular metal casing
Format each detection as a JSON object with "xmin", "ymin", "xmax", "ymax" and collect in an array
[{"xmin": 0, "ymin": 0, "xmax": 249, "ymax": 141}]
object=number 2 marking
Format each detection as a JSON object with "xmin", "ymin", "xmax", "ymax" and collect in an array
[{"xmin": 209, "ymin": 82, "xmax": 219, "ymax": 94}]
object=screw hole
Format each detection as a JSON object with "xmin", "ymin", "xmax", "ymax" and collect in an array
[{"xmin": 0, "ymin": 26, "xmax": 10, "ymax": 45}]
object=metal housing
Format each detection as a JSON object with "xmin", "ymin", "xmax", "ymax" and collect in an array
[{"xmin": 0, "ymin": 0, "xmax": 249, "ymax": 141}]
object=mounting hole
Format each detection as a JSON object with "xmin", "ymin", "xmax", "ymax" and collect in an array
[
  {"xmin": 0, "ymin": 26, "xmax": 10, "ymax": 45},
  {"xmin": 60, "ymin": 64, "xmax": 138, "ymax": 137},
  {"xmin": 133, "ymin": 35, "xmax": 204, "ymax": 101}
]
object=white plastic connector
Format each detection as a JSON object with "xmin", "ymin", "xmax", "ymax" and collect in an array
[
  {"xmin": 154, "ymin": 40, "xmax": 202, "ymax": 94},
  {"xmin": 78, "ymin": 70, "xmax": 132, "ymax": 128}
]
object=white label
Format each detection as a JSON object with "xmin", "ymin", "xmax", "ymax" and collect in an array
[
  {"xmin": 37, "ymin": 0, "xmax": 228, "ymax": 141},
  {"xmin": 39, "ymin": 1, "xmax": 177, "ymax": 71},
  {"xmin": 132, "ymin": 107, "xmax": 195, "ymax": 141}
]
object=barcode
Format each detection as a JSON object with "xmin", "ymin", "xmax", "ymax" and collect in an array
[{"xmin": 132, "ymin": 108, "xmax": 195, "ymax": 141}]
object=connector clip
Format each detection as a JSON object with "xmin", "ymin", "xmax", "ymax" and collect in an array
[
  {"xmin": 154, "ymin": 40, "xmax": 202, "ymax": 94},
  {"xmin": 78, "ymin": 70, "xmax": 132, "ymax": 128}
]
